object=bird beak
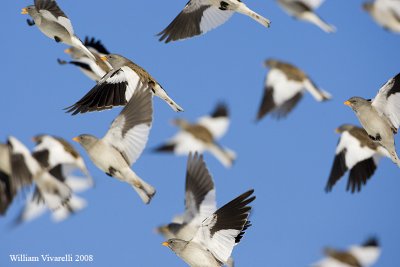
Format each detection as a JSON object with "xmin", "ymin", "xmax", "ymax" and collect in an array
[
  {"xmin": 21, "ymin": 8, "xmax": 28, "ymax": 15},
  {"xmin": 162, "ymin": 242, "xmax": 169, "ymax": 247},
  {"xmin": 64, "ymin": 48, "xmax": 72, "ymax": 54},
  {"xmin": 100, "ymin": 56, "xmax": 108, "ymax": 62},
  {"xmin": 72, "ymin": 137, "xmax": 80, "ymax": 143},
  {"xmin": 344, "ymin": 100, "xmax": 351, "ymax": 106},
  {"xmin": 335, "ymin": 128, "xmax": 340, "ymax": 133}
]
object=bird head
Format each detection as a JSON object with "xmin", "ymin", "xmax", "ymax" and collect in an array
[
  {"xmin": 162, "ymin": 239, "xmax": 187, "ymax": 252},
  {"xmin": 335, "ymin": 124, "xmax": 356, "ymax": 134},
  {"xmin": 72, "ymin": 134, "xmax": 97, "ymax": 149},
  {"xmin": 362, "ymin": 2, "xmax": 373, "ymax": 12},
  {"xmin": 21, "ymin": 6, "xmax": 36, "ymax": 15},
  {"xmin": 101, "ymin": 54, "xmax": 129, "ymax": 69},
  {"xmin": 32, "ymin": 134, "xmax": 46, "ymax": 144},
  {"xmin": 344, "ymin": 97, "xmax": 369, "ymax": 111},
  {"xmin": 264, "ymin": 59, "xmax": 278, "ymax": 68}
]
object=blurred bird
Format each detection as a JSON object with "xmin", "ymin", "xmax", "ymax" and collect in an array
[
  {"xmin": 276, "ymin": 0, "xmax": 336, "ymax": 33},
  {"xmin": 344, "ymin": 73, "xmax": 400, "ymax": 166},
  {"xmin": 158, "ymin": 0, "xmax": 271, "ymax": 43},
  {"xmin": 312, "ymin": 237, "xmax": 381, "ymax": 267},
  {"xmin": 73, "ymin": 87, "xmax": 156, "ymax": 204},
  {"xmin": 162, "ymin": 189, "xmax": 255, "ymax": 267},
  {"xmin": 325, "ymin": 124, "xmax": 390, "ymax": 193},
  {"xmin": 7, "ymin": 136, "xmax": 71, "ymax": 210},
  {"xmin": 66, "ymin": 54, "xmax": 183, "ymax": 114},
  {"xmin": 21, "ymin": 0, "xmax": 97, "ymax": 62},
  {"xmin": 363, "ymin": 0, "xmax": 400, "ymax": 33},
  {"xmin": 156, "ymin": 152, "xmax": 217, "ymax": 240},
  {"xmin": 14, "ymin": 134, "xmax": 93, "ymax": 224},
  {"xmin": 0, "ymin": 143, "xmax": 16, "ymax": 215},
  {"xmin": 58, "ymin": 36, "xmax": 111, "ymax": 81},
  {"xmin": 154, "ymin": 103, "xmax": 236, "ymax": 168},
  {"xmin": 256, "ymin": 59, "xmax": 331, "ymax": 121}
]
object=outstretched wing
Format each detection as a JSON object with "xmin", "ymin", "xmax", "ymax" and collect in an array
[{"xmin": 102, "ymin": 87, "xmax": 153, "ymax": 166}]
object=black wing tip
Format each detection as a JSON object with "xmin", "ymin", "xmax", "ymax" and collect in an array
[
  {"xmin": 83, "ymin": 36, "xmax": 110, "ymax": 55},
  {"xmin": 362, "ymin": 237, "xmax": 379, "ymax": 247},
  {"xmin": 153, "ymin": 143, "xmax": 176, "ymax": 153},
  {"xmin": 210, "ymin": 103, "xmax": 228, "ymax": 118}
]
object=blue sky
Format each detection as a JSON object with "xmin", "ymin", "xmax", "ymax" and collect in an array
[{"xmin": 1, "ymin": 0, "xmax": 400, "ymax": 266}]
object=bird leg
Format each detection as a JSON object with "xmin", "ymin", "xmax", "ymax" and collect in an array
[
  {"xmin": 57, "ymin": 59, "xmax": 68, "ymax": 65},
  {"xmin": 26, "ymin": 19, "xmax": 35, "ymax": 26}
]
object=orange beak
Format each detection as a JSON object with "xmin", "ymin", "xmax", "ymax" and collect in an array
[
  {"xmin": 64, "ymin": 48, "xmax": 72, "ymax": 54},
  {"xmin": 344, "ymin": 100, "xmax": 351, "ymax": 106},
  {"xmin": 21, "ymin": 8, "xmax": 28, "ymax": 15},
  {"xmin": 72, "ymin": 137, "xmax": 80, "ymax": 143},
  {"xmin": 162, "ymin": 242, "xmax": 169, "ymax": 247},
  {"xmin": 100, "ymin": 56, "xmax": 107, "ymax": 62}
]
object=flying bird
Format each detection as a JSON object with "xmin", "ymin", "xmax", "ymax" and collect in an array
[
  {"xmin": 344, "ymin": 73, "xmax": 400, "ymax": 166},
  {"xmin": 157, "ymin": 0, "xmax": 271, "ymax": 43},
  {"xmin": 363, "ymin": 0, "xmax": 400, "ymax": 33},
  {"xmin": 66, "ymin": 54, "xmax": 183, "ymax": 115},
  {"xmin": 73, "ymin": 86, "xmax": 156, "ymax": 204},
  {"xmin": 0, "ymin": 143, "xmax": 16, "ymax": 215},
  {"xmin": 156, "ymin": 152, "xmax": 217, "ymax": 240},
  {"xmin": 14, "ymin": 134, "xmax": 93, "ymax": 224},
  {"xmin": 162, "ymin": 189, "xmax": 255, "ymax": 267},
  {"xmin": 256, "ymin": 59, "xmax": 331, "ymax": 121},
  {"xmin": 21, "ymin": 0, "xmax": 97, "ymax": 62},
  {"xmin": 7, "ymin": 136, "xmax": 71, "ymax": 210},
  {"xmin": 312, "ymin": 237, "xmax": 381, "ymax": 267},
  {"xmin": 325, "ymin": 124, "xmax": 390, "ymax": 193},
  {"xmin": 154, "ymin": 103, "xmax": 236, "ymax": 168},
  {"xmin": 276, "ymin": 0, "xmax": 336, "ymax": 33},
  {"xmin": 58, "ymin": 36, "xmax": 112, "ymax": 81}
]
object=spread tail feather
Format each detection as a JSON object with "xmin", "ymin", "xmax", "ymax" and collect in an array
[
  {"xmin": 303, "ymin": 79, "xmax": 332, "ymax": 101},
  {"xmin": 124, "ymin": 170, "xmax": 156, "ymax": 204},
  {"xmin": 237, "ymin": 3, "xmax": 271, "ymax": 28},
  {"xmin": 71, "ymin": 35, "xmax": 98, "ymax": 62},
  {"xmin": 301, "ymin": 12, "xmax": 336, "ymax": 33},
  {"xmin": 153, "ymin": 84, "xmax": 184, "ymax": 112},
  {"xmin": 35, "ymin": 172, "xmax": 72, "ymax": 210},
  {"xmin": 52, "ymin": 195, "xmax": 87, "ymax": 222},
  {"xmin": 208, "ymin": 144, "xmax": 236, "ymax": 168}
]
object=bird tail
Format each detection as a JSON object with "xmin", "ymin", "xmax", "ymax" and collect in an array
[
  {"xmin": 303, "ymin": 79, "xmax": 332, "ymax": 101},
  {"xmin": 123, "ymin": 169, "xmax": 156, "ymax": 204},
  {"xmin": 301, "ymin": 12, "xmax": 336, "ymax": 33},
  {"xmin": 52, "ymin": 194, "xmax": 87, "ymax": 222},
  {"xmin": 35, "ymin": 172, "xmax": 72, "ymax": 210},
  {"xmin": 208, "ymin": 144, "xmax": 236, "ymax": 168},
  {"xmin": 71, "ymin": 35, "xmax": 98, "ymax": 62},
  {"xmin": 153, "ymin": 84, "xmax": 184, "ymax": 112},
  {"xmin": 236, "ymin": 3, "xmax": 271, "ymax": 28},
  {"xmin": 226, "ymin": 257, "xmax": 235, "ymax": 267}
]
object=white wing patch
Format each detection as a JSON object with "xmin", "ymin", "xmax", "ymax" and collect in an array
[
  {"xmin": 312, "ymin": 257, "xmax": 353, "ymax": 267},
  {"xmin": 301, "ymin": 0, "xmax": 325, "ymax": 9},
  {"xmin": 104, "ymin": 118, "xmax": 151, "ymax": 166},
  {"xmin": 267, "ymin": 68, "xmax": 304, "ymax": 106},
  {"xmin": 171, "ymin": 131, "xmax": 207, "ymax": 155},
  {"xmin": 199, "ymin": 6, "xmax": 234, "ymax": 34},
  {"xmin": 192, "ymin": 214, "xmax": 239, "ymax": 263},
  {"xmin": 349, "ymin": 246, "xmax": 381, "ymax": 267},
  {"xmin": 120, "ymin": 66, "xmax": 144, "ymax": 102},
  {"xmin": 336, "ymin": 132, "xmax": 377, "ymax": 169},
  {"xmin": 372, "ymin": 76, "xmax": 400, "ymax": 129},
  {"xmin": 197, "ymin": 116, "xmax": 229, "ymax": 139}
]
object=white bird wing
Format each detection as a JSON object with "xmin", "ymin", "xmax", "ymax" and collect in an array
[
  {"xmin": 35, "ymin": 0, "xmax": 74, "ymax": 35},
  {"xmin": 376, "ymin": 0, "xmax": 400, "ymax": 16},
  {"xmin": 311, "ymin": 257, "xmax": 352, "ymax": 267},
  {"xmin": 371, "ymin": 73, "xmax": 400, "ymax": 130},
  {"xmin": 169, "ymin": 131, "xmax": 208, "ymax": 155},
  {"xmin": 191, "ymin": 190, "xmax": 254, "ymax": 263},
  {"xmin": 103, "ymin": 87, "xmax": 153, "ymax": 166},
  {"xmin": 66, "ymin": 66, "xmax": 144, "ymax": 115},
  {"xmin": 183, "ymin": 153, "xmax": 216, "ymax": 227},
  {"xmin": 197, "ymin": 103, "xmax": 229, "ymax": 139},
  {"xmin": 299, "ymin": 0, "xmax": 325, "ymax": 9},
  {"xmin": 349, "ymin": 245, "xmax": 381, "ymax": 267},
  {"xmin": 158, "ymin": 0, "xmax": 234, "ymax": 42}
]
